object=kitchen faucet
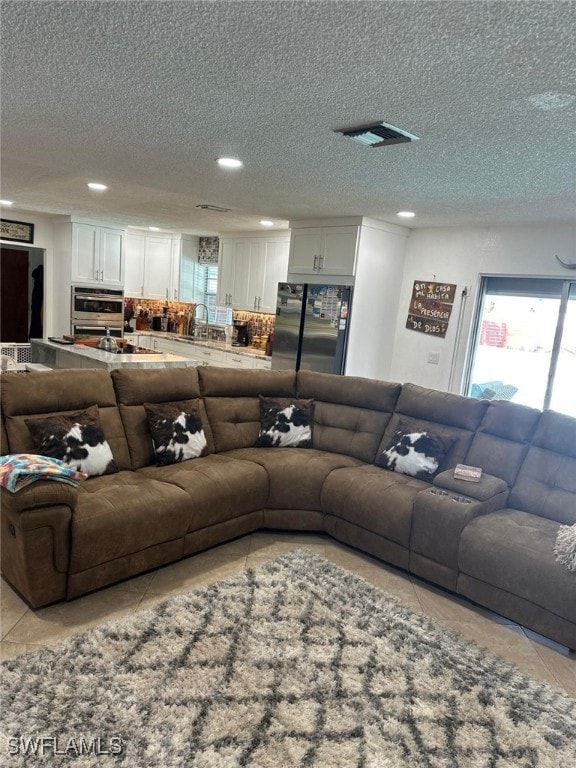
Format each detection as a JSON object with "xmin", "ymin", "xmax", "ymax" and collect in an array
[{"xmin": 189, "ymin": 304, "xmax": 210, "ymax": 338}]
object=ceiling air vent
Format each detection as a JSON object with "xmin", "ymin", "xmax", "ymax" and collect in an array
[
  {"xmin": 196, "ymin": 204, "xmax": 232, "ymax": 213},
  {"xmin": 338, "ymin": 121, "xmax": 419, "ymax": 147}
]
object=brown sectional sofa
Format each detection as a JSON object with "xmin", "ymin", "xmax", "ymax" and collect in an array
[{"xmin": 1, "ymin": 366, "xmax": 575, "ymax": 651}]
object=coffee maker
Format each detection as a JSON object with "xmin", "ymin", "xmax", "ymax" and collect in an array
[{"xmin": 233, "ymin": 320, "xmax": 249, "ymax": 346}]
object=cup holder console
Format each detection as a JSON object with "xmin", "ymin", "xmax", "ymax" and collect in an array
[{"xmin": 426, "ymin": 488, "xmax": 472, "ymax": 504}]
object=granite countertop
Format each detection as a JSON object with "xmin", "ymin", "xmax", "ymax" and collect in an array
[
  {"xmin": 31, "ymin": 339, "xmax": 199, "ymax": 369},
  {"xmin": 133, "ymin": 331, "xmax": 272, "ymax": 360}
]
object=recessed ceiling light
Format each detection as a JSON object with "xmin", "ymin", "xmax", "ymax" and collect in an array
[
  {"xmin": 260, "ymin": 220, "xmax": 274, "ymax": 226},
  {"xmin": 397, "ymin": 211, "xmax": 415, "ymax": 218},
  {"xmin": 148, "ymin": 226, "xmax": 160, "ymax": 231},
  {"xmin": 216, "ymin": 157, "xmax": 243, "ymax": 169},
  {"xmin": 87, "ymin": 182, "xmax": 108, "ymax": 191},
  {"xmin": 0, "ymin": 199, "xmax": 14, "ymax": 206}
]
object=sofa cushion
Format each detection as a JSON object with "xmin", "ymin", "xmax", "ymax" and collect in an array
[
  {"xmin": 255, "ymin": 396, "xmax": 314, "ymax": 448},
  {"xmin": 376, "ymin": 420, "xmax": 454, "ymax": 482},
  {"xmin": 462, "ymin": 400, "xmax": 540, "ymax": 486},
  {"xmin": 112, "ymin": 367, "xmax": 214, "ymax": 469},
  {"xmin": 297, "ymin": 370, "xmax": 400, "ymax": 463},
  {"xmin": 138, "ymin": 454, "xmax": 268, "ymax": 531},
  {"xmin": 25, "ymin": 405, "xmax": 118, "ymax": 477},
  {"xmin": 458, "ymin": 509, "xmax": 576, "ymax": 624},
  {"xmin": 144, "ymin": 400, "xmax": 208, "ymax": 465},
  {"xmin": 199, "ymin": 368, "xmax": 297, "ymax": 453},
  {"xmin": 322, "ymin": 465, "xmax": 428, "ymax": 548},
  {"xmin": 227, "ymin": 447, "xmax": 363, "ymax": 511},
  {"xmin": 1, "ymin": 369, "xmax": 131, "ymax": 471},
  {"xmin": 70, "ymin": 472, "xmax": 192, "ymax": 572}
]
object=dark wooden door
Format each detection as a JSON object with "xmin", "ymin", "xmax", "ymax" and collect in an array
[{"xmin": 1, "ymin": 248, "xmax": 29, "ymax": 342}]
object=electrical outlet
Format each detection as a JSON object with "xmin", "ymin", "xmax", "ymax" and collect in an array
[{"xmin": 427, "ymin": 352, "xmax": 440, "ymax": 365}]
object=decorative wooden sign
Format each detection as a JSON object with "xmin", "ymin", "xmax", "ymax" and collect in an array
[
  {"xmin": 406, "ymin": 280, "xmax": 457, "ymax": 337},
  {"xmin": 0, "ymin": 218, "xmax": 35, "ymax": 244}
]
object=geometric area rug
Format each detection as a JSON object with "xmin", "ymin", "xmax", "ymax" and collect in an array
[{"xmin": 1, "ymin": 551, "xmax": 575, "ymax": 767}]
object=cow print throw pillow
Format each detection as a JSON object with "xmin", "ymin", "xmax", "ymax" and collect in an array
[
  {"xmin": 144, "ymin": 400, "xmax": 208, "ymax": 466},
  {"xmin": 378, "ymin": 421, "xmax": 454, "ymax": 482},
  {"xmin": 26, "ymin": 405, "xmax": 118, "ymax": 477},
  {"xmin": 255, "ymin": 396, "xmax": 314, "ymax": 448}
]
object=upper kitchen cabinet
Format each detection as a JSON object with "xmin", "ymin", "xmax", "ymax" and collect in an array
[
  {"xmin": 288, "ymin": 224, "xmax": 359, "ymax": 281},
  {"xmin": 124, "ymin": 232, "xmax": 196, "ymax": 300},
  {"xmin": 54, "ymin": 220, "xmax": 125, "ymax": 286},
  {"xmin": 218, "ymin": 233, "xmax": 289, "ymax": 312}
]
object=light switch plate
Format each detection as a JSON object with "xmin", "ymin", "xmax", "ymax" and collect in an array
[{"xmin": 428, "ymin": 352, "xmax": 440, "ymax": 365}]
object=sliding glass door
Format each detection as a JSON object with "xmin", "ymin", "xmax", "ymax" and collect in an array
[{"xmin": 466, "ymin": 277, "xmax": 576, "ymax": 416}]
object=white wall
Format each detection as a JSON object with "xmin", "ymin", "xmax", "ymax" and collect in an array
[
  {"xmin": 345, "ymin": 221, "xmax": 408, "ymax": 380},
  {"xmin": 388, "ymin": 224, "xmax": 576, "ymax": 392},
  {"xmin": 1, "ymin": 210, "xmax": 56, "ymax": 336}
]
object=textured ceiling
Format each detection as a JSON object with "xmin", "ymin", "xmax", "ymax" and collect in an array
[{"xmin": 1, "ymin": 0, "xmax": 575, "ymax": 235}]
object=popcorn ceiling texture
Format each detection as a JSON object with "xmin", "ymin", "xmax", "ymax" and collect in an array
[{"xmin": 2, "ymin": 1, "xmax": 575, "ymax": 233}]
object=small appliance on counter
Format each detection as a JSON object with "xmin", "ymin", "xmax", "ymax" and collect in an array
[{"xmin": 232, "ymin": 320, "xmax": 250, "ymax": 346}]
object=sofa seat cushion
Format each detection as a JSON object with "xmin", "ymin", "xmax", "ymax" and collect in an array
[
  {"xmin": 459, "ymin": 509, "xmax": 576, "ymax": 624},
  {"xmin": 70, "ymin": 472, "xmax": 192, "ymax": 572},
  {"xmin": 139, "ymin": 454, "xmax": 268, "ymax": 531},
  {"xmin": 322, "ymin": 465, "xmax": 429, "ymax": 547},
  {"xmin": 226, "ymin": 447, "xmax": 364, "ymax": 511}
]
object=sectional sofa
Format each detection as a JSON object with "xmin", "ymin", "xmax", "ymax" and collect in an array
[{"xmin": 1, "ymin": 366, "xmax": 575, "ymax": 650}]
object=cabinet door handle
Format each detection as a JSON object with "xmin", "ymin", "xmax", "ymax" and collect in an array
[
  {"xmin": 174, "ymin": 289, "xmax": 178, "ymax": 299},
  {"xmin": 166, "ymin": 289, "xmax": 169, "ymax": 299},
  {"xmin": 141, "ymin": 285, "xmax": 144, "ymax": 296},
  {"xmin": 313, "ymin": 255, "xmax": 318, "ymax": 271},
  {"xmin": 254, "ymin": 296, "xmax": 257, "ymax": 310},
  {"xmin": 100, "ymin": 270, "xmax": 104, "ymax": 281},
  {"xmin": 258, "ymin": 297, "xmax": 262, "ymax": 309},
  {"xmin": 318, "ymin": 255, "xmax": 324, "ymax": 271}
]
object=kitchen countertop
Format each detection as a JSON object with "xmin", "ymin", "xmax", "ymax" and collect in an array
[
  {"xmin": 131, "ymin": 331, "xmax": 272, "ymax": 361},
  {"xmin": 30, "ymin": 339, "xmax": 200, "ymax": 371}
]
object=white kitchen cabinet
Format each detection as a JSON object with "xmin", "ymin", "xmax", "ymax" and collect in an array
[
  {"xmin": 124, "ymin": 232, "xmax": 186, "ymax": 300},
  {"xmin": 124, "ymin": 234, "xmax": 146, "ymax": 296},
  {"xmin": 288, "ymin": 225, "xmax": 359, "ymax": 280},
  {"xmin": 178, "ymin": 236, "xmax": 200, "ymax": 303},
  {"xmin": 218, "ymin": 233, "xmax": 289, "ymax": 312},
  {"xmin": 66, "ymin": 222, "xmax": 125, "ymax": 286}
]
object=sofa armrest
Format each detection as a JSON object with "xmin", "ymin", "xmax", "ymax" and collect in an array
[
  {"xmin": 433, "ymin": 470, "xmax": 508, "ymax": 501},
  {"xmin": 1, "ymin": 482, "xmax": 78, "ymax": 515},
  {"xmin": 1, "ymin": 483, "xmax": 77, "ymax": 607}
]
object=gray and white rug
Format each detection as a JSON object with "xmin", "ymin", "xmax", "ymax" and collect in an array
[{"xmin": 1, "ymin": 550, "xmax": 575, "ymax": 767}]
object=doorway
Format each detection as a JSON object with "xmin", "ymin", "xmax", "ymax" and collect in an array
[
  {"xmin": 0, "ymin": 246, "xmax": 44, "ymax": 342},
  {"xmin": 465, "ymin": 277, "xmax": 576, "ymax": 416}
]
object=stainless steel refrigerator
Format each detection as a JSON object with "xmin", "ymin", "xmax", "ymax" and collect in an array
[{"xmin": 271, "ymin": 283, "xmax": 352, "ymax": 374}]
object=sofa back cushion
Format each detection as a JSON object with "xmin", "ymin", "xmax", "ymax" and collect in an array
[
  {"xmin": 376, "ymin": 383, "xmax": 488, "ymax": 471},
  {"xmin": 508, "ymin": 410, "xmax": 576, "ymax": 525},
  {"xmin": 112, "ymin": 367, "xmax": 213, "ymax": 469},
  {"xmin": 297, "ymin": 370, "xmax": 401, "ymax": 463},
  {"xmin": 463, "ymin": 400, "xmax": 541, "ymax": 486},
  {"xmin": 199, "ymin": 367, "xmax": 297, "ymax": 452},
  {"xmin": 1, "ymin": 369, "xmax": 132, "ymax": 470}
]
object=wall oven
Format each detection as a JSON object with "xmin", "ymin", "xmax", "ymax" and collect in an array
[{"xmin": 71, "ymin": 286, "xmax": 124, "ymax": 336}]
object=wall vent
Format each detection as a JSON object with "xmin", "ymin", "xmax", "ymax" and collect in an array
[
  {"xmin": 338, "ymin": 121, "xmax": 419, "ymax": 147},
  {"xmin": 196, "ymin": 204, "xmax": 232, "ymax": 213}
]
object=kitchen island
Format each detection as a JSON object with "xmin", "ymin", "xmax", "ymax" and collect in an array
[{"xmin": 30, "ymin": 339, "xmax": 200, "ymax": 371}]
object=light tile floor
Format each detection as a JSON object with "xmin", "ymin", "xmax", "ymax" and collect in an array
[{"xmin": 1, "ymin": 532, "xmax": 575, "ymax": 698}]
